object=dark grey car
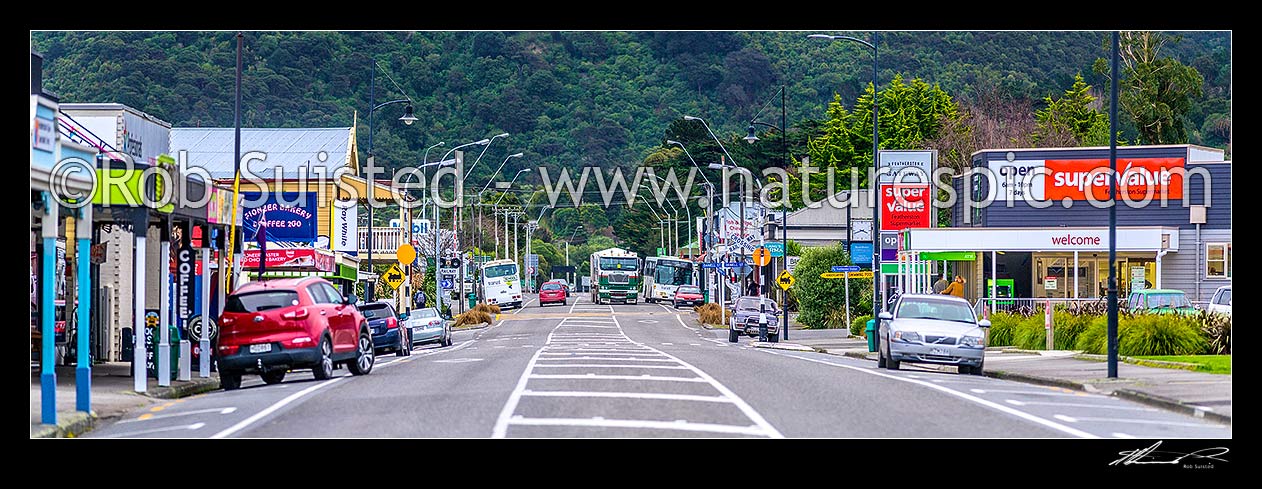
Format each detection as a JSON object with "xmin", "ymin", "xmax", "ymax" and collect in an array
[{"xmin": 727, "ymin": 296, "xmax": 781, "ymax": 343}]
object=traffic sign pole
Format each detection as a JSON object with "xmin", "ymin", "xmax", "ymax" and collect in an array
[{"xmin": 845, "ymin": 273, "xmax": 850, "ymax": 329}]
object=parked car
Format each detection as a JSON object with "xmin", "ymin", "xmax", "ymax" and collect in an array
[
  {"xmin": 361, "ymin": 301, "xmax": 410, "ymax": 357},
  {"xmin": 1127, "ymin": 289, "xmax": 1198, "ymax": 315},
  {"xmin": 673, "ymin": 285, "xmax": 703, "ymax": 308},
  {"xmin": 217, "ymin": 277, "xmax": 374, "ymax": 390},
  {"xmin": 1208, "ymin": 285, "xmax": 1231, "ymax": 318},
  {"xmin": 728, "ymin": 296, "xmax": 781, "ymax": 343},
  {"xmin": 407, "ymin": 307, "xmax": 451, "ymax": 347},
  {"xmin": 877, "ymin": 294, "xmax": 990, "ymax": 375},
  {"xmin": 539, "ymin": 281, "xmax": 568, "ymax": 306}
]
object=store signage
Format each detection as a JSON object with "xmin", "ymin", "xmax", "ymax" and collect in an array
[
  {"xmin": 1044, "ymin": 276, "xmax": 1058, "ymax": 290},
  {"xmin": 765, "ymin": 241, "xmax": 785, "ymax": 257},
  {"xmin": 786, "ymin": 256, "xmax": 800, "ymax": 273},
  {"xmin": 176, "ymin": 242, "xmax": 195, "ymax": 321},
  {"xmin": 242, "ymin": 192, "xmax": 318, "ymax": 243},
  {"xmin": 880, "ymin": 184, "xmax": 932, "ymax": 232},
  {"xmin": 878, "ymin": 150, "xmax": 935, "ymax": 184},
  {"xmin": 33, "ymin": 116, "xmax": 55, "ymax": 151},
  {"xmin": 988, "ymin": 158, "xmax": 1185, "ymax": 201},
  {"xmin": 331, "ymin": 201, "xmax": 358, "ymax": 252},
  {"xmin": 243, "ymin": 248, "xmax": 335, "ymax": 270}
]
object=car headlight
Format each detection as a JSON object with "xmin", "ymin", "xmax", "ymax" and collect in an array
[
  {"xmin": 892, "ymin": 331, "xmax": 922, "ymax": 343},
  {"xmin": 959, "ymin": 335, "xmax": 983, "ymax": 347}
]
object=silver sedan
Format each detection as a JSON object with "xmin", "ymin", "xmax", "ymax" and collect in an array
[{"xmin": 877, "ymin": 294, "xmax": 991, "ymax": 375}]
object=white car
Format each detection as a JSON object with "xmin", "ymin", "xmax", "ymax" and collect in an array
[
  {"xmin": 878, "ymin": 294, "xmax": 991, "ymax": 375},
  {"xmin": 1208, "ymin": 285, "xmax": 1231, "ymax": 317}
]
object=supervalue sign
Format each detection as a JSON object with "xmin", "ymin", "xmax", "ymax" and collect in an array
[
  {"xmin": 880, "ymin": 184, "xmax": 932, "ymax": 232},
  {"xmin": 988, "ymin": 158, "xmax": 1185, "ymax": 201}
]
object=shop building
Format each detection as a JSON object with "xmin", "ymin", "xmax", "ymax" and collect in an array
[{"xmin": 901, "ymin": 144, "xmax": 1229, "ymax": 304}]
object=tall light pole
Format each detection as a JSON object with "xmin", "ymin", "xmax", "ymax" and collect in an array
[
  {"xmin": 1107, "ymin": 31, "xmax": 1120, "ymax": 378},
  {"xmin": 493, "ymin": 168, "xmax": 531, "ymax": 258},
  {"xmin": 478, "ymin": 152, "xmax": 524, "ymax": 258},
  {"xmin": 744, "ymin": 84, "xmax": 790, "ymax": 340},
  {"xmin": 686, "ymin": 114, "xmax": 751, "ymax": 308},
  {"xmin": 460, "ymin": 132, "xmax": 509, "ymax": 255},
  {"xmin": 668, "ymin": 140, "xmax": 715, "ymax": 300},
  {"xmin": 810, "ymin": 31, "xmax": 880, "ymax": 314},
  {"xmin": 433, "ymin": 139, "xmax": 490, "ymax": 315},
  {"xmin": 364, "ymin": 61, "xmax": 418, "ymax": 302}
]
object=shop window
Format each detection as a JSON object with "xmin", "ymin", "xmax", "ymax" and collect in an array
[{"xmin": 1206, "ymin": 243, "xmax": 1231, "ymax": 279}]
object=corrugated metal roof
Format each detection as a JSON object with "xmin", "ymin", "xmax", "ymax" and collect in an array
[{"xmin": 170, "ymin": 127, "xmax": 353, "ymax": 179}]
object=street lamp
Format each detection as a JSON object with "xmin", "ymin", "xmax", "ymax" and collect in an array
[
  {"xmin": 458, "ymin": 132, "xmax": 509, "ymax": 264},
  {"xmin": 651, "ymin": 174, "xmax": 689, "ymax": 257},
  {"xmin": 744, "ymin": 85, "xmax": 790, "ymax": 341},
  {"xmin": 668, "ymin": 139, "xmax": 717, "ymax": 301},
  {"xmin": 478, "ymin": 152, "xmax": 524, "ymax": 260},
  {"xmin": 432, "ymin": 139, "xmax": 491, "ymax": 315},
  {"xmin": 493, "ymin": 168, "xmax": 532, "ymax": 259},
  {"xmin": 365, "ymin": 60, "xmax": 417, "ymax": 302},
  {"xmin": 810, "ymin": 31, "xmax": 881, "ymax": 314}
]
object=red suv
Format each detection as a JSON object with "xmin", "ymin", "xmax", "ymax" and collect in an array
[
  {"xmin": 216, "ymin": 277, "xmax": 375, "ymax": 390},
  {"xmin": 539, "ymin": 281, "xmax": 567, "ymax": 306}
]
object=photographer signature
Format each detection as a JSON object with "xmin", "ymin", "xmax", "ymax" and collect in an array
[{"xmin": 1110, "ymin": 441, "xmax": 1229, "ymax": 466}]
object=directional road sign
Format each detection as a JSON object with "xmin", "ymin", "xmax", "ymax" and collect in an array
[{"xmin": 831, "ymin": 265, "xmax": 861, "ymax": 273}]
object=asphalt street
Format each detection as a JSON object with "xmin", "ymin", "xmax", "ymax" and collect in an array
[{"xmin": 85, "ymin": 294, "xmax": 1231, "ymax": 438}]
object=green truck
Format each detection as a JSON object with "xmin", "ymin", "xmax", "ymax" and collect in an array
[{"xmin": 589, "ymin": 247, "xmax": 641, "ymax": 304}]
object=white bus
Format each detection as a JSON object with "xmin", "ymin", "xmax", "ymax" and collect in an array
[
  {"xmin": 642, "ymin": 256, "xmax": 695, "ymax": 303},
  {"xmin": 479, "ymin": 258, "xmax": 523, "ymax": 309}
]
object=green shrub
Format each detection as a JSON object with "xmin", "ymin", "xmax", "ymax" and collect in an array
[
  {"xmin": 1077, "ymin": 314, "xmax": 1208, "ymax": 356},
  {"xmin": 1052, "ymin": 310, "xmax": 1092, "ymax": 350},
  {"xmin": 986, "ymin": 312, "xmax": 1019, "ymax": 347},
  {"xmin": 1014, "ymin": 314, "xmax": 1051, "ymax": 350},
  {"xmin": 850, "ymin": 314, "xmax": 874, "ymax": 337},
  {"xmin": 823, "ymin": 309, "xmax": 848, "ymax": 329},
  {"xmin": 1196, "ymin": 311, "xmax": 1231, "ymax": 355}
]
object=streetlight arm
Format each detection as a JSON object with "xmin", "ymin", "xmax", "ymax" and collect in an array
[
  {"xmin": 685, "ymin": 116, "xmax": 741, "ymax": 171},
  {"xmin": 809, "ymin": 34, "xmax": 875, "ymax": 53},
  {"xmin": 462, "ymin": 133, "xmax": 509, "ymax": 185},
  {"xmin": 666, "ymin": 140, "xmax": 714, "ymax": 188},
  {"xmin": 750, "ymin": 121, "xmax": 780, "ymax": 131},
  {"xmin": 479, "ymin": 153, "xmax": 524, "ymax": 195},
  {"xmin": 372, "ymin": 99, "xmax": 411, "ymax": 112}
]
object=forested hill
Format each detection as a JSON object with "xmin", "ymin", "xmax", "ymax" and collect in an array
[{"xmin": 32, "ymin": 31, "xmax": 1230, "ymax": 181}]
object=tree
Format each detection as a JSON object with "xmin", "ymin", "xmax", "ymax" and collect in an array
[
  {"xmin": 1094, "ymin": 32, "xmax": 1205, "ymax": 145},
  {"xmin": 1032, "ymin": 73, "xmax": 1111, "ymax": 147},
  {"xmin": 792, "ymin": 243, "xmax": 871, "ymax": 328}
]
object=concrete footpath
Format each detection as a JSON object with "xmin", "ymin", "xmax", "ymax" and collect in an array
[
  {"xmin": 769, "ymin": 328, "xmax": 1232, "ymax": 425},
  {"xmin": 31, "ymin": 362, "xmax": 220, "ymax": 438}
]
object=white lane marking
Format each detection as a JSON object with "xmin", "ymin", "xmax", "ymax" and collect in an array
[
  {"xmin": 492, "ymin": 347, "xmax": 547, "ymax": 438},
  {"xmin": 1006, "ymin": 400, "xmax": 1159, "ymax": 412},
  {"xmin": 541, "ymin": 351, "xmax": 662, "ymax": 356},
  {"xmin": 434, "ymin": 358, "xmax": 484, "ymax": 363},
  {"xmin": 757, "ymin": 350, "xmax": 1097, "ymax": 439},
  {"xmin": 675, "ymin": 314, "xmax": 699, "ymax": 331},
  {"xmin": 531, "ymin": 364, "xmax": 691, "ymax": 370},
  {"xmin": 638, "ymin": 319, "xmax": 660, "ymax": 324},
  {"xmin": 1070, "ymin": 417, "xmax": 1228, "ymax": 428},
  {"xmin": 612, "ymin": 314, "xmax": 783, "ymax": 439},
  {"xmin": 1112, "ymin": 432, "xmax": 1136, "ymax": 439},
  {"xmin": 661, "ymin": 343, "xmax": 673, "ymax": 345},
  {"xmin": 553, "ymin": 325, "xmax": 618, "ymax": 328},
  {"xmin": 535, "ymin": 356, "xmax": 677, "ymax": 362},
  {"xmin": 520, "ymin": 390, "xmax": 735, "ymax": 403},
  {"xmin": 100, "ymin": 422, "xmax": 206, "ymax": 438},
  {"xmin": 971, "ymin": 388, "xmax": 1103, "ymax": 398},
  {"xmin": 1054, "ymin": 414, "xmax": 1079, "ymax": 423},
  {"xmin": 527, "ymin": 374, "xmax": 707, "ymax": 383},
  {"xmin": 512, "ymin": 297, "xmax": 538, "ymax": 314},
  {"xmin": 505, "ymin": 417, "xmax": 767, "ymax": 436},
  {"xmin": 117, "ymin": 407, "xmax": 237, "ymax": 423},
  {"xmin": 210, "ymin": 376, "xmax": 348, "ymax": 438},
  {"xmin": 690, "ymin": 343, "xmax": 701, "ymax": 346}
]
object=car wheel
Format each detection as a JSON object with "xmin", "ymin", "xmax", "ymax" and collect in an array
[
  {"xmin": 312, "ymin": 336, "xmax": 335, "ymax": 380},
  {"xmin": 728, "ymin": 329, "xmax": 740, "ymax": 343},
  {"xmin": 348, "ymin": 331, "xmax": 375, "ymax": 376},
  {"xmin": 971, "ymin": 361, "xmax": 985, "ymax": 376},
  {"xmin": 877, "ymin": 345, "xmax": 887, "ymax": 368},
  {"xmin": 958, "ymin": 364, "xmax": 973, "ymax": 375},
  {"xmin": 261, "ymin": 370, "xmax": 286, "ymax": 384},
  {"xmin": 397, "ymin": 330, "xmax": 410, "ymax": 357},
  {"xmin": 220, "ymin": 370, "xmax": 242, "ymax": 390},
  {"xmin": 886, "ymin": 354, "xmax": 901, "ymax": 371}
]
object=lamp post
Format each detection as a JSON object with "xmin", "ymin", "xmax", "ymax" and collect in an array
[
  {"xmin": 667, "ymin": 140, "xmax": 715, "ymax": 300},
  {"xmin": 365, "ymin": 61, "xmax": 418, "ymax": 302},
  {"xmin": 686, "ymin": 114, "xmax": 753, "ymax": 311},
  {"xmin": 810, "ymin": 31, "xmax": 880, "ymax": 314},
  {"xmin": 744, "ymin": 84, "xmax": 790, "ymax": 340},
  {"xmin": 652, "ymin": 176, "xmax": 685, "ymax": 256},
  {"xmin": 432, "ymin": 139, "xmax": 490, "ymax": 315},
  {"xmin": 460, "ymin": 132, "xmax": 509, "ymax": 255},
  {"xmin": 478, "ymin": 152, "xmax": 524, "ymax": 258},
  {"xmin": 492, "ymin": 168, "xmax": 532, "ymax": 258}
]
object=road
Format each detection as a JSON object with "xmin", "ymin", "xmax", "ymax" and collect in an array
[{"xmin": 86, "ymin": 294, "xmax": 1231, "ymax": 438}]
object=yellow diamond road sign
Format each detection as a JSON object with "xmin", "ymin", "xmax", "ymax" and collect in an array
[
  {"xmin": 383, "ymin": 263, "xmax": 406, "ymax": 290},
  {"xmin": 777, "ymin": 270, "xmax": 795, "ymax": 290}
]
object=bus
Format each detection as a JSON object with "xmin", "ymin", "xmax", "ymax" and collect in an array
[
  {"xmin": 479, "ymin": 258, "xmax": 523, "ymax": 309},
  {"xmin": 589, "ymin": 248, "xmax": 640, "ymax": 305},
  {"xmin": 643, "ymin": 256, "xmax": 695, "ymax": 303}
]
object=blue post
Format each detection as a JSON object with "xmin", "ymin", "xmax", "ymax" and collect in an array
[
  {"xmin": 76, "ymin": 237, "xmax": 92, "ymax": 412},
  {"xmin": 41, "ymin": 237, "xmax": 57, "ymax": 425}
]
